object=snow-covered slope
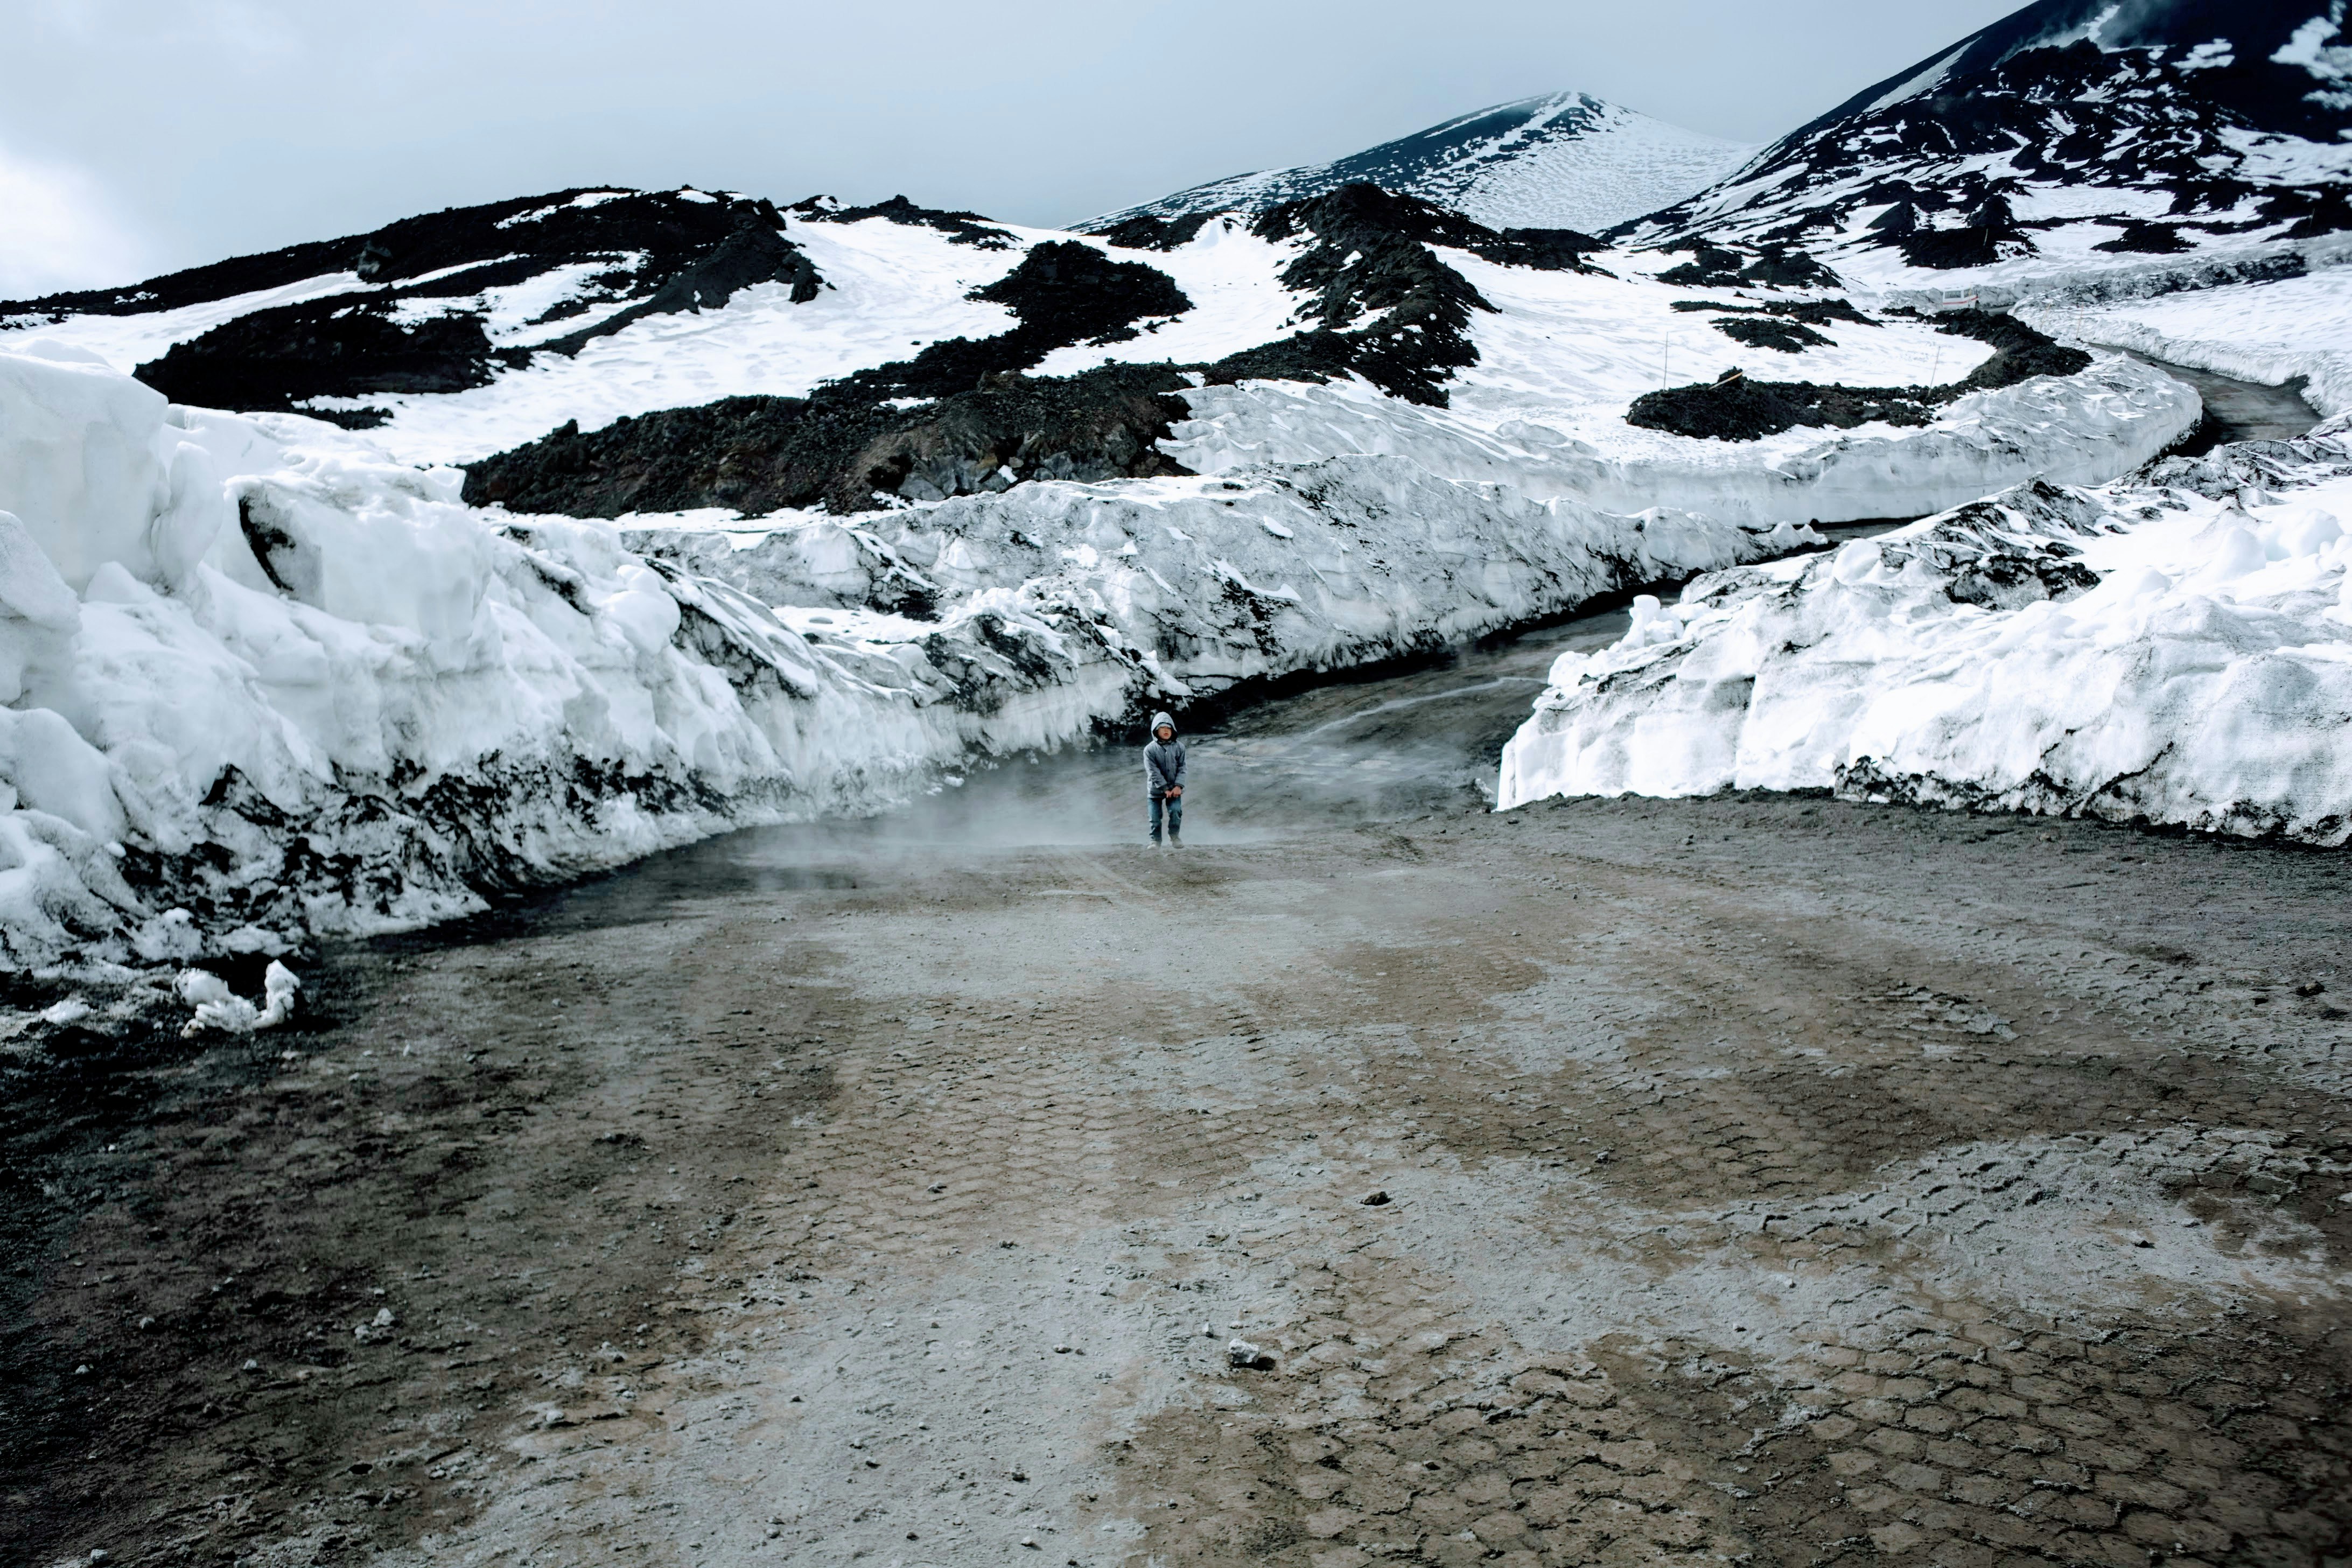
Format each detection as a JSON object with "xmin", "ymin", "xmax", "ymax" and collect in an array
[
  {"xmin": 1625, "ymin": 0, "xmax": 2352, "ymax": 298},
  {"xmin": 1499, "ymin": 433, "xmax": 2352, "ymax": 844},
  {"xmin": 1082, "ymin": 93, "xmax": 1756, "ymax": 237},
  {"xmin": 1, "ymin": 181, "xmax": 2195, "ymax": 530}
]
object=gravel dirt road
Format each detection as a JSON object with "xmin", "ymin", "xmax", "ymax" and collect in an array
[{"xmin": 6, "ymin": 531, "xmax": 2350, "ymax": 1568}]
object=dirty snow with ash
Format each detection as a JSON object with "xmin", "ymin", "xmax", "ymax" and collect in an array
[{"xmin": 1499, "ymin": 435, "xmax": 2352, "ymax": 845}]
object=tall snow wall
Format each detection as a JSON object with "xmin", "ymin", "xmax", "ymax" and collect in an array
[{"xmin": 0, "ymin": 348, "xmax": 1802, "ymax": 970}]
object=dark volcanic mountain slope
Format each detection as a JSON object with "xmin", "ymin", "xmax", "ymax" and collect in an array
[
  {"xmin": 464, "ymin": 242, "xmax": 1203, "ymax": 516},
  {"xmin": 1627, "ymin": 0, "xmax": 2352, "ymax": 270},
  {"xmin": 2, "ymin": 188, "xmax": 823, "ymax": 424},
  {"xmin": 464, "ymin": 186, "xmax": 1605, "ymax": 517}
]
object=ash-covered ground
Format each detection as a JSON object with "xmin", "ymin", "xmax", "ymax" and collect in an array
[{"xmin": 5, "ymin": 589, "xmax": 2348, "ymax": 1568}]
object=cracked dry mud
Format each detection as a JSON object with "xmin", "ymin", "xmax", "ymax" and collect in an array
[{"xmin": 10, "ymin": 790, "xmax": 2352, "ymax": 1568}]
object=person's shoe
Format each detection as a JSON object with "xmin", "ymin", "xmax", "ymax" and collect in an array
[{"xmin": 1169, "ymin": 833, "xmax": 1182, "ymax": 848}]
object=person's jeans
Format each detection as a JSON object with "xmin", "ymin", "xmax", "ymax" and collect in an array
[{"xmin": 1150, "ymin": 792, "xmax": 1182, "ymax": 843}]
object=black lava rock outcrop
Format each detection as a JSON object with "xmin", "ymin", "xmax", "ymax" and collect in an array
[
  {"xmin": 462, "ymin": 363, "xmax": 1195, "ymax": 519},
  {"xmin": 1656, "ymin": 244, "xmax": 1747, "ymax": 288},
  {"xmin": 1626, "ymin": 310, "xmax": 2091, "ymax": 441},
  {"xmin": 1931, "ymin": 307, "xmax": 2092, "ymax": 385},
  {"xmin": 536, "ymin": 216, "xmax": 820, "ymax": 357},
  {"xmin": 785, "ymin": 241, "xmax": 1196, "ymax": 410},
  {"xmin": 1682, "ymin": 295, "xmax": 1877, "ymax": 354},
  {"xmin": 1714, "ymin": 318, "xmax": 1833, "ymax": 354},
  {"xmin": 1897, "ymin": 194, "xmax": 2039, "ymax": 271},
  {"xmin": 1657, "ymin": 242, "xmax": 1840, "ymax": 291},
  {"xmin": 467, "ymin": 239, "xmax": 1204, "ymax": 516},
  {"xmin": 1629, "ymin": 370, "xmax": 1941, "ymax": 443},
  {"xmin": 135, "ymin": 309, "xmax": 514, "ymax": 414},
  {"xmin": 1671, "ymin": 298, "xmax": 1873, "ymax": 327},
  {"xmin": 788, "ymin": 194, "xmax": 1019, "ymax": 249},
  {"xmin": 2093, "ymin": 221, "xmax": 2194, "ymax": 255},
  {"xmin": 1208, "ymin": 183, "xmax": 1599, "ymax": 407},
  {"xmin": 969, "ymin": 241, "xmax": 1193, "ymax": 348},
  {"xmin": 1095, "ymin": 213, "xmax": 1216, "ymax": 252},
  {"xmin": 17, "ymin": 188, "xmax": 826, "ymax": 423}
]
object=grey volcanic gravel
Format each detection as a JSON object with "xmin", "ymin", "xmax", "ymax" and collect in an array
[{"xmin": 10, "ymin": 779, "xmax": 2349, "ymax": 1568}]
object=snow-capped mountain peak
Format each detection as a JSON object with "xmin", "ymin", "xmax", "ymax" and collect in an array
[
  {"xmin": 1081, "ymin": 91, "xmax": 1756, "ymax": 237},
  {"xmin": 1625, "ymin": 0, "xmax": 2352, "ymax": 292}
]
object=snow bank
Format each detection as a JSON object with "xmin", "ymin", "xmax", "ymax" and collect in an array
[
  {"xmin": 1499, "ymin": 436, "xmax": 2352, "ymax": 845},
  {"xmin": 0, "ymin": 348, "xmax": 1804, "ymax": 971},
  {"xmin": 0, "ymin": 347, "xmax": 985, "ymax": 968},
  {"xmin": 2017, "ymin": 262, "xmax": 2352, "ymax": 429},
  {"xmin": 1168, "ymin": 358, "xmax": 2199, "ymax": 529},
  {"xmin": 631, "ymin": 458, "xmax": 1812, "ymax": 707}
]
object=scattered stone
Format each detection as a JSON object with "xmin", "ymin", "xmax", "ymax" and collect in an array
[
  {"xmin": 137, "ymin": 1317, "xmax": 155, "ymax": 1331},
  {"xmin": 1361, "ymin": 1190, "xmax": 1391, "ymax": 1206}
]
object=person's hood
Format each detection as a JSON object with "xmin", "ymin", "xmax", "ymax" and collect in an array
[{"xmin": 1149, "ymin": 711, "xmax": 1177, "ymax": 739}]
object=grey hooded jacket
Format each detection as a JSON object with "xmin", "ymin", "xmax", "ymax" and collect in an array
[{"xmin": 1143, "ymin": 711, "xmax": 1186, "ymax": 797}]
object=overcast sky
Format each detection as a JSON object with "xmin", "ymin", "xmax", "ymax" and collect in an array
[{"xmin": 2, "ymin": 0, "xmax": 2025, "ymax": 295}]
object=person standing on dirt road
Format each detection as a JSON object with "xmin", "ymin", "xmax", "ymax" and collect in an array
[{"xmin": 1144, "ymin": 711, "xmax": 1186, "ymax": 848}]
